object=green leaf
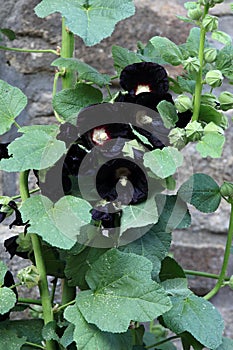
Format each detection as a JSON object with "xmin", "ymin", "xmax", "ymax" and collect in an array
[
  {"xmin": 216, "ymin": 45, "xmax": 233, "ymax": 79},
  {"xmin": 0, "ymin": 28, "xmax": 16, "ymax": 41},
  {"xmin": 20, "ymin": 195, "xmax": 92, "ymax": 249},
  {"xmin": 144, "ymin": 147, "xmax": 183, "ymax": 179},
  {"xmin": 120, "ymin": 196, "xmax": 158, "ymax": 235},
  {"xmin": 177, "ymin": 77, "xmax": 196, "ymax": 94},
  {"xmin": 161, "ymin": 278, "xmax": 191, "ymax": 298},
  {"xmin": 199, "ymin": 104, "xmax": 227, "ymax": 128},
  {"xmin": 162, "ymin": 294, "xmax": 224, "ymax": 349},
  {"xmin": 65, "ymin": 247, "xmax": 108, "ymax": 289},
  {"xmin": 76, "ymin": 249, "xmax": 171, "ymax": 333},
  {"xmin": 119, "ymin": 225, "xmax": 171, "ymax": 277},
  {"xmin": 178, "ymin": 173, "xmax": 221, "ymax": 213},
  {"xmin": 196, "ymin": 132, "xmax": 225, "ymax": 158},
  {"xmin": 0, "ymin": 129, "xmax": 66, "ymax": 171},
  {"xmin": 0, "ymin": 80, "xmax": 27, "ymax": 135},
  {"xmin": 216, "ymin": 337, "xmax": 233, "ymax": 349},
  {"xmin": 156, "ymin": 194, "xmax": 191, "ymax": 232},
  {"xmin": 112, "ymin": 45, "xmax": 143, "ymax": 73},
  {"xmin": 149, "ymin": 37, "xmax": 183, "ymax": 65},
  {"xmin": 53, "ymin": 83, "xmax": 103, "ymax": 123},
  {"xmin": 42, "ymin": 321, "xmax": 60, "ymax": 342},
  {"xmin": 159, "ymin": 256, "xmax": 186, "ymax": 282},
  {"xmin": 0, "ymin": 287, "xmax": 16, "ymax": 314},
  {"xmin": 212, "ymin": 31, "xmax": 232, "ymax": 45},
  {"xmin": 35, "ymin": 0, "xmax": 135, "ymax": 46},
  {"xmin": 65, "ymin": 303, "xmax": 132, "ymax": 350},
  {"xmin": 157, "ymin": 101, "xmax": 178, "ymax": 128},
  {"xmin": 0, "ymin": 261, "xmax": 7, "ymax": 286},
  {"xmin": 185, "ymin": 27, "xmax": 208, "ymax": 56},
  {"xmin": 60, "ymin": 324, "xmax": 75, "ymax": 348},
  {"xmin": 51, "ymin": 57, "xmax": 111, "ymax": 87},
  {"xmin": 0, "ymin": 329, "xmax": 26, "ymax": 349},
  {"xmin": 180, "ymin": 332, "xmax": 204, "ymax": 350}
]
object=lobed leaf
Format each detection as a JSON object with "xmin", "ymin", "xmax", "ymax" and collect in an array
[{"xmin": 149, "ymin": 37, "xmax": 183, "ymax": 65}]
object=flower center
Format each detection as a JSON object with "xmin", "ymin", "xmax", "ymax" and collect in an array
[
  {"xmin": 135, "ymin": 84, "xmax": 151, "ymax": 95},
  {"xmin": 92, "ymin": 127, "xmax": 110, "ymax": 145}
]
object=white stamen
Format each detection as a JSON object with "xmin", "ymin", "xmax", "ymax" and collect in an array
[
  {"xmin": 92, "ymin": 128, "xmax": 109, "ymax": 145},
  {"xmin": 135, "ymin": 84, "xmax": 151, "ymax": 95}
]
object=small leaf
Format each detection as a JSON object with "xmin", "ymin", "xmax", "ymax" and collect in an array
[
  {"xmin": 53, "ymin": 83, "xmax": 103, "ymax": 123},
  {"xmin": 0, "ymin": 80, "xmax": 27, "ymax": 135},
  {"xmin": 159, "ymin": 256, "xmax": 186, "ymax": 282},
  {"xmin": 212, "ymin": 31, "xmax": 232, "ymax": 45},
  {"xmin": 112, "ymin": 45, "xmax": 143, "ymax": 73},
  {"xmin": 199, "ymin": 104, "xmax": 227, "ymax": 127},
  {"xmin": 196, "ymin": 132, "xmax": 225, "ymax": 158},
  {"xmin": 120, "ymin": 196, "xmax": 158, "ymax": 235},
  {"xmin": 0, "ymin": 261, "xmax": 7, "ymax": 286},
  {"xmin": 149, "ymin": 37, "xmax": 183, "ymax": 65},
  {"xmin": 42, "ymin": 321, "xmax": 60, "ymax": 342},
  {"xmin": 65, "ymin": 303, "xmax": 132, "ymax": 350},
  {"xmin": 144, "ymin": 147, "xmax": 183, "ymax": 179},
  {"xmin": 162, "ymin": 294, "xmax": 224, "ymax": 349},
  {"xmin": 60, "ymin": 324, "xmax": 75, "ymax": 348},
  {"xmin": 0, "ymin": 129, "xmax": 66, "ymax": 171},
  {"xmin": 20, "ymin": 195, "xmax": 92, "ymax": 249},
  {"xmin": 0, "ymin": 28, "xmax": 16, "ymax": 41},
  {"xmin": 35, "ymin": 0, "xmax": 135, "ymax": 46},
  {"xmin": 177, "ymin": 77, "xmax": 196, "ymax": 94},
  {"xmin": 157, "ymin": 101, "xmax": 178, "ymax": 128},
  {"xmin": 0, "ymin": 329, "xmax": 26, "ymax": 349},
  {"xmin": 51, "ymin": 57, "xmax": 111, "ymax": 87},
  {"xmin": 178, "ymin": 173, "xmax": 221, "ymax": 213},
  {"xmin": 76, "ymin": 249, "xmax": 171, "ymax": 333},
  {"xmin": 0, "ymin": 287, "xmax": 17, "ymax": 314}
]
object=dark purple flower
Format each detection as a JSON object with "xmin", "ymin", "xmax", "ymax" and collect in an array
[
  {"xmin": 0, "ymin": 200, "xmax": 28, "ymax": 228},
  {"xmin": 4, "ymin": 235, "xmax": 29, "ymax": 259},
  {"xmin": 0, "ymin": 143, "xmax": 10, "ymax": 160}
]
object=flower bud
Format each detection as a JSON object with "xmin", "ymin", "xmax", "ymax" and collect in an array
[
  {"xmin": 204, "ymin": 48, "xmax": 217, "ymax": 63},
  {"xmin": 220, "ymin": 182, "xmax": 233, "ymax": 200},
  {"xmin": 218, "ymin": 91, "xmax": 233, "ymax": 111},
  {"xmin": 201, "ymin": 93, "xmax": 218, "ymax": 107},
  {"xmin": 202, "ymin": 14, "xmax": 218, "ymax": 32},
  {"xmin": 183, "ymin": 57, "xmax": 200, "ymax": 74},
  {"xmin": 185, "ymin": 121, "xmax": 203, "ymax": 141},
  {"xmin": 188, "ymin": 7, "xmax": 203, "ymax": 20},
  {"xmin": 175, "ymin": 94, "xmax": 193, "ymax": 113},
  {"xmin": 169, "ymin": 128, "xmax": 187, "ymax": 150},
  {"xmin": 205, "ymin": 70, "xmax": 223, "ymax": 88},
  {"xmin": 17, "ymin": 265, "xmax": 40, "ymax": 288}
]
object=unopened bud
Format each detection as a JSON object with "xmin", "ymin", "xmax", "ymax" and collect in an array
[
  {"xmin": 220, "ymin": 182, "xmax": 233, "ymax": 200},
  {"xmin": 204, "ymin": 48, "xmax": 217, "ymax": 63},
  {"xmin": 183, "ymin": 57, "xmax": 200, "ymax": 74},
  {"xmin": 205, "ymin": 70, "xmax": 223, "ymax": 88},
  {"xmin": 201, "ymin": 93, "xmax": 218, "ymax": 107},
  {"xmin": 175, "ymin": 95, "xmax": 193, "ymax": 113},
  {"xmin": 169, "ymin": 128, "xmax": 187, "ymax": 150},
  {"xmin": 17, "ymin": 265, "xmax": 40, "ymax": 288},
  {"xmin": 219, "ymin": 91, "xmax": 233, "ymax": 111},
  {"xmin": 188, "ymin": 7, "xmax": 203, "ymax": 20},
  {"xmin": 203, "ymin": 14, "xmax": 218, "ymax": 32},
  {"xmin": 185, "ymin": 121, "xmax": 203, "ymax": 141}
]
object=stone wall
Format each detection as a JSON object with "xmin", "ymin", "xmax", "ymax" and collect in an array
[{"xmin": 0, "ymin": 0, "xmax": 233, "ymax": 335}]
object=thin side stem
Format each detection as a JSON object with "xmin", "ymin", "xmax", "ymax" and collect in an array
[
  {"xmin": 18, "ymin": 297, "xmax": 42, "ymax": 305},
  {"xmin": 192, "ymin": 4, "xmax": 209, "ymax": 122},
  {"xmin": 24, "ymin": 342, "xmax": 45, "ymax": 349},
  {"xmin": 0, "ymin": 45, "xmax": 58, "ymax": 55},
  {"xmin": 184, "ymin": 269, "xmax": 230, "ymax": 281},
  {"xmin": 145, "ymin": 335, "xmax": 180, "ymax": 349},
  {"xmin": 19, "ymin": 171, "xmax": 56, "ymax": 350},
  {"xmin": 204, "ymin": 203, "xmax": 233, "ymax": 300}
]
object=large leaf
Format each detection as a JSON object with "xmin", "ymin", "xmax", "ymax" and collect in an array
[
  {"xmin": 52, "ymin": 83, "xmax": 103, "ymax": 123},
  {"xmin": 143, "ymin": 147, "xmax": 183, "ymax": 179},
  {"xmin": 76, "ymin": 249, "xmax": 171, "ymax": 333},
  {"xmin": 178, "ymin": 173, "xmax": 221, "ymax": 213},
  {"xmin": 65, "ymin": 304, "xmax": 132, "ymax": 350},
  {"xmin": 149, "ymin": 37, "xmax": 183, "ymax": 65},
  {"xmin": 20, "ymin": 195, "xmax": 92, "ymax": 249},
  {"xmin": 0, "ymin": 329, "xmax": 26, "ymax": 350},
  {"xmin": 119, "ymin": 225, "xmax": 171, "ymax": 277},
  {"xmin": 0, "ymin": 128, "xmax": 66, "ymax": 171},
  {"xmin": 162, "ymin": 293, "xmax": 224, "ymax": 349},
  {"xmin": 51, "ymin": 57, "xmax": 111, "ymax": 87},
  {"xmin": 0, "ymin": 287, "xmax": 17, "ymax": 315},
  {"xmin": 0, "ymin": 80, "xmax": 27, "ymax": 135},
  {"xmin": 35, "ymin": 0, "xmax": 135, "ymax": 46},
  {"xmin": 120, "ymin": 196, "xmax": 158, "ymax": 235}
]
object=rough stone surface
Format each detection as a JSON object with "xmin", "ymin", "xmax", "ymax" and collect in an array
[{"xmin": 0, "ymin": 0, "xmax": 233, "ymax": 337}]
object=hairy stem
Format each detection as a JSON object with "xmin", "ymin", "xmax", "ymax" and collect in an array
[
  {"xmin": 204, "ymin": 203, "xmax": 233, "ymax": 300},
  {"xmin": 19, "ymin": 171, "xmax": 56, "ymax": 350},
  {"xmin": 192, "ymin": 4, "xmax": 209, "ymax": 121}
]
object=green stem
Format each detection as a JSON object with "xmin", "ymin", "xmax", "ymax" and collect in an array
[
  {"xmin": 184, "ymin": 269, "xmax": 230, "ymax": 281},
  {"xmin": 192, "ymin": 4, "xmax": 209, "ymax": 122},
  {"xmin": 204, "ymin": 203, "xmax": 233, "ymax": 300},
  {"xmin": 19, "ymin": 171, "xmax": 56, "ymax": 350},
  {"xmin": 52, "ymin": 70, "xmax": 65, "ymax": 122},
  {"xmin": 11, "ymin": 187, "xmax": 40, "ymax": 200},
  {"xmin": 54, "ymin": 299, "xmax": 75, "ymax": 313},
  {"xmin": 24, "ymin": 342, "xmax": 45, "ymax": 349},
  {"xmin": 0, "ymin": 45, "xmax": 58, "ymax": 55},
  {"xmin": 145, "ymin": 335, "xmax": 180, "ymax": 349},
  {"xmin": 18, "ymin": 297, "xmax": 42, "ymax": 305},
  {"xmin": 61, "ymin": 17, "xmax": 75, "ymax": 89}
]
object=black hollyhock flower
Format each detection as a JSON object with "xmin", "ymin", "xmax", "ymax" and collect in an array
[
  {"xmin": 0, "ymin": 270, "xmax": 18, "ymax": 322},
  {"xmin": 0, "ymin": 143, "xmax": 10, "ymax": 160},
  {"xmin": 0, "ymin": 200, "xmax": 28, "ymax": 228},
  {"xmin": 4, "ymin": 235, "xmax": 29, "ymax": 260}
]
